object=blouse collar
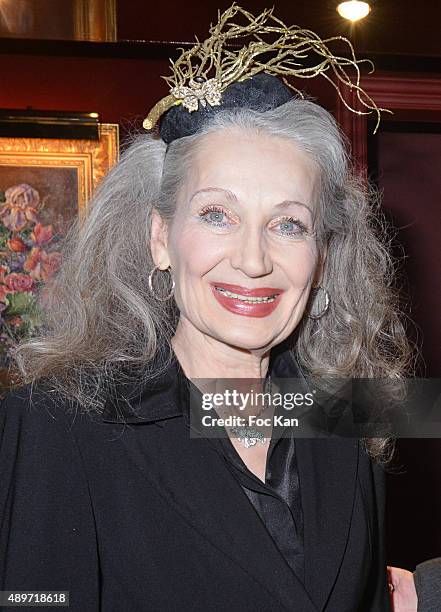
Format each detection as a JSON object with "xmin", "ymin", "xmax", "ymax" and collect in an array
[{"xmin": 101, "ymin": 340, "xmax": 306, "ymax": 424}]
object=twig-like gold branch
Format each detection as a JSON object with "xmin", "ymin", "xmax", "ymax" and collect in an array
[{"xmin": 143, "ymin": 3, "xmax": 389, "ymax": 133}]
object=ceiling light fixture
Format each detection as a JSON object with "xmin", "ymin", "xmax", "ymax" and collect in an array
[{"xmin": 337, "ymin": 1, "xmax": 371, "ymax": 23}]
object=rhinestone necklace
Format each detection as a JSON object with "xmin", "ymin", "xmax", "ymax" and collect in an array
[{"xmin": 229, "ymin": 376, "xmax": 272, "ymax": 448}]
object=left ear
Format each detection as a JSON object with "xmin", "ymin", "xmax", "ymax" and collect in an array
[
  {"xmin": 312, "ymin": 243, "xmax": 328, "ymax": 287},
  {"xmin": 150, "ymin": 207, "xmax": 171, "ymax": 269}
]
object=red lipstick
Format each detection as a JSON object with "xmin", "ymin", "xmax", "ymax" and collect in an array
[{"xmin": 210, "ymin": 282, "xmax": 284, "ymax": 318}]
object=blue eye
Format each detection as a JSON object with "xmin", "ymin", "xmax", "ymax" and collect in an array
[
  {"xmin": 198, "ymin": 206, "xmax": 230, "ymax": 227},
  {"xmin": 281, "ymin": 221, "xmax": 296, "ymax": 232},
  {"xmin": 274, "ymin": 217, "xmax": 309, "ymax": 238}
]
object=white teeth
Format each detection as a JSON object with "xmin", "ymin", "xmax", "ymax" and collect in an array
[{"xmin": 215, "ymin": 287, "xmax": 277, "ymax": 303}]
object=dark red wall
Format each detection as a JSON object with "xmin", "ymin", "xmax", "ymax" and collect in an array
[
  {"xmin": 0, "ymin": 53, "xmax": 170, "ymax": 143},
  {"xmin": 378, "ymin": 130, "xmax": 441, "ymax": 375},
  {"xmin": 0, "ymin": 52, "xmax": 340, "ymax": 144},
  {"xmin": 118, "ymin": 0, "xmax": 441, "ymax": 58},
  {"xmin": 372, "ymin": 128, "xmax": 441, "ymax": 568}
]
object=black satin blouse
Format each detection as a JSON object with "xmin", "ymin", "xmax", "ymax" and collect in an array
[
  {"xmin": 215, "ymin": 419, "xmax": 304, "ymax": 581},
  {"xmin": 180, "ymin": 345, "xmax": 306, "ymax": 584}
]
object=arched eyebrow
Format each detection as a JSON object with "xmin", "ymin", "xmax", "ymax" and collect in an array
[
  {"xmin": 190, "ymin": 187, "xmax": 313, "ymax": 216},
  {"xmin": 190, "ymin": 187, "xmax": 237, "ymax": 204},
  {"xmin": 273, "ymin": 200, "xmax": 313, "ymax": 217}
]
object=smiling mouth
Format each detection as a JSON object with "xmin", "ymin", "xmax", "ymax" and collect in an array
[{"xmin": 213, "ymin": 286, "xmax": 279, "ymax": 303}]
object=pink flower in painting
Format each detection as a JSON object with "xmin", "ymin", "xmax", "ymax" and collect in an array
[
  {"xmin": 24, "ymin": 247, "xmax": 62, "ymax": 281},
  {"xmin": 5, "ymin": 183, "xmax": 40, "ymax": 208},
  {"xmin": 30, "ymin": 223, "xmax": 53, "ymax": 245},
  {"xmin": 0, "ymin": 183, "xmax": 40, "ymax": 231},
  {"xmin": 4, "ymin": 273, "xmax": 34, "ymax": 292},
  {"xmin": 7, "ymin": 236, "xmax": 27, "ymax": 252}
]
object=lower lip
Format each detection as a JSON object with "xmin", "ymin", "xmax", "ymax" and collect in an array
[{"xmin": 210, "ymin": 286, "xmax": 282, "ymax": 318}]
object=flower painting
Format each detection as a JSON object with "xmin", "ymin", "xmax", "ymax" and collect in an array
[
  {"xmin": 0, "ymin": 124, "xmax": 119, "ymax": 381},
  {"xmin": 0, "ymin": 182, "xmax": 62, "ymax": 369}
]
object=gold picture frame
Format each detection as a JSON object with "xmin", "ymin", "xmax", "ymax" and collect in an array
[{"xmin": 0, "ymin": 123, "xmax": 119, "ymax": 226}]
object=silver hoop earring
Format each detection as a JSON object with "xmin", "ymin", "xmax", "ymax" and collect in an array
[
  {"xmin": 148, "ymin": 265, "xmax": 175, "ymax": 301},
  {"xmin": 308, "ymin": 285, "xmax": 330, "ymax": 320}
]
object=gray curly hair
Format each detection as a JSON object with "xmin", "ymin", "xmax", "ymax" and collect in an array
[{"xmin": 11, "ymin": 97, "xmax": 414, "ymax": 463}]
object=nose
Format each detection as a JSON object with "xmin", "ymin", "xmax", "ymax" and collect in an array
[{"xmin": 229, "ymin": 227, "xmax": 273, "ymax": 277}]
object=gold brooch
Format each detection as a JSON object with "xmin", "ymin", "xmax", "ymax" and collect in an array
[{"xmin": 172, "ymin": 78, "xmax": 223, "ymax": 112}]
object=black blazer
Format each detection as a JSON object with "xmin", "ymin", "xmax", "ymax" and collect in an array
[{"xmin": 0, "ymin": 351, "xmax": 391, "ymax": 612}]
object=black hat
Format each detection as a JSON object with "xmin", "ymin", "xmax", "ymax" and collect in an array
[{"xmin": 159, "ymin": 73, "xmax": 293, "ymax": 144}]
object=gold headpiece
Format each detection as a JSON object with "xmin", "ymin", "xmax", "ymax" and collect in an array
[{"xmin": 143, "ymin": 3, "xmax": 387, "ymax": 135}]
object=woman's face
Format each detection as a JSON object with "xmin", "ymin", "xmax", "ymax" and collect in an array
[{"xmin": 151, "ymin": 128, "xmax": 322, "ymax": 352}]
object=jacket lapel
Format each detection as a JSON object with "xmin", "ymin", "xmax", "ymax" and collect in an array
[
  {"xmin": 296, "ymin": 436, "xmax": 360, "ymax": 610},
  {"xmin": 272, "ymin": 348, "xmax": 362, "ymax": 609}
]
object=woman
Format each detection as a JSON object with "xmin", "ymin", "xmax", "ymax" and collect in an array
[{"xmin": 1, "ymin": 5, "xmax": 411, "ymax": 611}]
